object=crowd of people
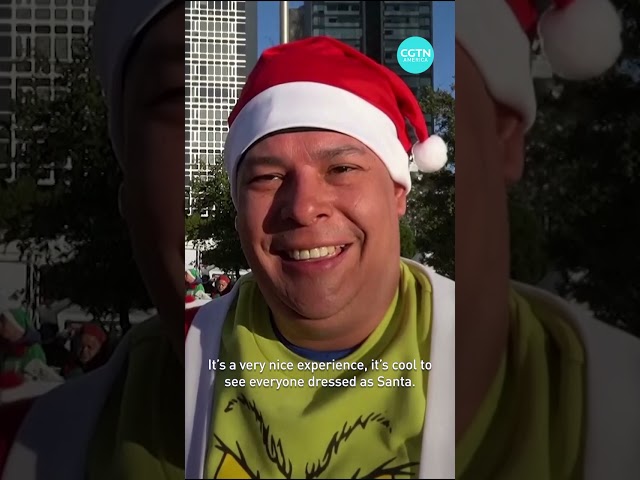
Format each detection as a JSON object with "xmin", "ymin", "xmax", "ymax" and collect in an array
[
  {"xmin": 185, "ymin": 267, "xmax": 234, "ymax": 303},
  {"xmin": 0, "ymin": 306, "xmax": 112, "ymax": 395}
]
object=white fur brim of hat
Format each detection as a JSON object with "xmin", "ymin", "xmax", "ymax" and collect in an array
[
  {"xmin": 93, "ymin": 0, "xmax": 175, "ymax": 162},
  {"xmin": 456, "ymin": 0, "xmax": 622, "ymax": 130},
  {"xmin": 225, "ymin": 82, "xmax": 417, "ymax": 205}
]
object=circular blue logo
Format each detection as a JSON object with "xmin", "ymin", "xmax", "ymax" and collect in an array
[{"xmin": 397, "ymin": 37, "xmax": 434, "ymax": 74}]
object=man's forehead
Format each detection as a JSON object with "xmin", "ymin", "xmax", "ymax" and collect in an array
[{"xmin": 132, "ymin": 5, "xmax": 184, "ymax": 69}]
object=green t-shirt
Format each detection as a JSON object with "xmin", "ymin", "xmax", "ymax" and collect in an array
[
  {"xmin": 87, "ymin": 316, "xmax": 183, "ymax": 480},
  {"xmin": 204, "ymin": 261, "xmax": 433, "ymax": 479},
  {"xmin": 456, "ymin": 289, "xmax": 585, "ymax": 480}
]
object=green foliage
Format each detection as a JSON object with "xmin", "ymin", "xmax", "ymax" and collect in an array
[
  {"xmin": 399, "ymin": 218, "xmax": 417, "ymax": 259},
  {"xmin": 508, "ymin": 198, "xmax": 548, "ymax": 284},
  {"xmin": 405, "ymin": 84, "xmax": 455, "ymax": 278},
  {"xmin": 0, "ymin": 38, "xmax": 151, "ymax": 331},
  {"xmin": 186, "ymin": 159, "xmax": 249, "ymax": 276},
  {"xmin": 511, "ymin": 0, "xmax": 640, "ymax": 335}
]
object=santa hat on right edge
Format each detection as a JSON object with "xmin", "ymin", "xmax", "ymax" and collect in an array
[{"xmin": 457, "ymin": 0, "xmax": 622, "ymax": 128}]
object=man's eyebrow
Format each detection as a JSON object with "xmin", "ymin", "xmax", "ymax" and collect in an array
[
  {"xmin": 240, "ymin": 145, "xmax": 366, "ymax": 171},
  {"xmin": 240, "ymin": 155, "xmax": 286, "ymax": 170},
  {"xmin": 312, "ymin": 145, "xmax": 367, "ymax": 159}
]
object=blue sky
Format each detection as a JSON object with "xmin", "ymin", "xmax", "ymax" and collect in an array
[{"xmin": 256, "ymin": 1, "xmax": 454, "ymax": 91}]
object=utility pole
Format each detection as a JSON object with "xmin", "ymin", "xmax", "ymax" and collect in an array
[{"xmin": 280, "ymin": 1, "xmax": 289, "ymax": 44}]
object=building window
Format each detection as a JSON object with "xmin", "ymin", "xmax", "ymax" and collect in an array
[
  {"xmin": 16, "ymin": 61, "xmax": 31, "ymax": 72},
  {"xmin": 55, "ymin": 0, "xmax": 67, "ymax": 5},
  {"xmin": 71, "ymin": 26, "xmax": 84, "ymax": 34},
  {"xmin": 35, "ymin": 25, "xmax": 51, "ymax": 34},
  {"xmin": 0, "ymin": 7, "xmax": 10, "ymax": 18},
  {"xmin": 71, "ymin": 9, "xmax": 84, "ymax": 20},
  {"xmin": 0, "ymin": 37, "xmax": 10, "ymax": 57},
  {"xmin": 55, "ymin": 25, "xmax": 67, "ymax": 34},
  {"xmin": 16, "ymin": 24, "xmax": 32, "ymax": 33},
  {"xmin": 72, "ymin": 0, "xmax": 83, "ymax": 5},
  {"xmin": 55, "ymin": 37, "xmax": 68, "ymax": 60},
  {"xmin": 35, "ymin": 37, "xmax": 50, "ymax": 57},
  {"xmin": 55, "ymin": 9, "xmax": 68, "ymax": 20},
  {"xmin": 35, "ymin": 9, "xmax": 51, "ymax": 20},
  {"xmin": 16, "ymin": 8, "xmax": 32, "ymax": 19}
]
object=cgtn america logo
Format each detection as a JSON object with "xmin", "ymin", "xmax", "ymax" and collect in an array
[{"xmin": 397, "ymin": 36, "xmax": 435, "ymax": 74}]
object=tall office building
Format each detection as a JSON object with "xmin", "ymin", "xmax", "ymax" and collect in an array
[
  {"xmin": 0, "ymin": 0, "xmax": 97, "ymax": 183},
  {"xmin": 185, "ymin": 0, "xmax": 257, "ymax": 215},
  {"xmin": 302, "ymin": 1, "xmax": 434, "ymax": 98}
]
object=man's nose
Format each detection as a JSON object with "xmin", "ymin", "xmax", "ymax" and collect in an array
[{"xmin": 279, "ymin": 172, "xmax": 331, "ymax": 226}]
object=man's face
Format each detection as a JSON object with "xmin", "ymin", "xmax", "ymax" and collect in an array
[
  {"xmin": 236, "ymin": 130, "xmax": 406, "ymax": 320},
  {"xmin": 120, "ymin": 4, "xmax": 184, "ymax": 336},
  {"xmin": 77, "ymin": 333, "xmax": 102, "ymax": 364},
  {"xmin": 217, "ymin": 278, "xmax": 229, "ymax": 292}
]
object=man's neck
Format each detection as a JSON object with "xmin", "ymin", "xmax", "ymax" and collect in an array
[{"xmin": 269, "ymin": 279, "xmax": 399, "ymax": 352}]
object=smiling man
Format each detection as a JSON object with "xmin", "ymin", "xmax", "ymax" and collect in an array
[{"xmin": 185, "ymin": 36, "xmax": 455, "ymax": 479}]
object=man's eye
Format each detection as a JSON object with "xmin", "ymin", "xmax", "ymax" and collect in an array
[
  {"xmin": 250, "ymin": 174, "xmax": 282, "ymax": 183},
  {"xmin": 330, "ymin": 165, "xmax": 357, "ymax": 174}
]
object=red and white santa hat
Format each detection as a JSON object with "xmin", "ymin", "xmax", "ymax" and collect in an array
[
  {"xmin": 224, "ymin": 36, "xmax": 448, "ymax": 205},
  {"xmin": 457, "ymin": 0, "xmax": 622, "ymax": 129}
]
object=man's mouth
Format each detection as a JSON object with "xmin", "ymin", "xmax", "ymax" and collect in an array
[{"xmin": 283, "ymin": 245, "xmax": 348, "ymax": 261}]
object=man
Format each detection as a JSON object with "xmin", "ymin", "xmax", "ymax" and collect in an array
[
  {"xmin": 0, "ymin": 1, "xmax": 185, "ymax": 479},
  {"xmin": 0, "ymin": 309, "xmax": 46, "ymax": 380},
  {"xmin": 213, "ymin": 275, "xmax": 232, "ymax": 297},
  {"xmin": 456, "ymin": 1, "xmax": 640, "ymax": 479},
  {"xmin": 62, "ymin": 323, "xmax": 109, "ymax": 379},
  {"xmin": 185, "ymin": 268, "xmax": 207, "ymax": 300},
  {"xmin": 185, "ymin": 36, "xmax": 454, "ymax": 479}
]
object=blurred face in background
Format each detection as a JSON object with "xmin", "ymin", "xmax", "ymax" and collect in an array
[
  {"xmin": 77, "ymin": 333, "xmax": 103, "ymax": 364},
  {"xmin": 120, "ymin": 3, "xmax": 184, "ymax": 347},
  {"xmin": 216, "ymin": 278, "xmax": 229, "ymax": 292},
  {"xmin": 235, "ymin": 129, "xmax": 406, "ymax": 323}
]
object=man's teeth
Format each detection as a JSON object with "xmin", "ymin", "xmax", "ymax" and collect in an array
[{"xmin": 288, "ymin": 245, "xmax": 344, "ymax": 261}]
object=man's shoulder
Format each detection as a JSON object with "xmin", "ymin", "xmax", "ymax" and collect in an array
[{"xmin": 513, "ymin": 281, "xmax": 640, "ymax": 349}]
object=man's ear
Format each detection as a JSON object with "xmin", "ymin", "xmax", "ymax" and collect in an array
[
  {"xmin": 496, "ymin": 105, "xmax": 526, "ymax": 185},
  {"xmin": 394, "ymin": 183, "xmax": 408, "ymax": 217}
]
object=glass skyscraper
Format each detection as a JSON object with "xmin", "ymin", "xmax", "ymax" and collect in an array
[
  {"xmin": 302, "ymin": 1, "xmax": 434, "ymax": 99},
  {"xmin": 185, "ymin": 0, "xmax": 257, "ymax": 214}
]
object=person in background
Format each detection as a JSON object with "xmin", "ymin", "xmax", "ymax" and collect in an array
[
  {"xmin": 213, "ymin": 275, "xmax": 232, "ymax": 297},
  {"xmin": 0, "ymin": 309, "xmax": 47, "ymax": 387},
  {"xmin": 185, "ymin": 268, "xmax": 208, "ymax": 301},
  {"xmin": 62, "ymin": 323, "xmax": 109, "ymax": 379}
]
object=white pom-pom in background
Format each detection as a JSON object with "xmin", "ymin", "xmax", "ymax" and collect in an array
[
  {"xmin": 539, "ymin": 0, "xmax": 622, "ymax": 80},
  {"xmin": 412, "ymin": 135, "xmax": 448, "ymax": 173}
]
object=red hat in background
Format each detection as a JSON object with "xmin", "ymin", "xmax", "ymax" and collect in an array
[
  {"xmin": 81, "ymin": 323, "xmax": 107, "ymax": 344},
  {"xmin": 224, "ymin": 36, "xmax": 448, "ymax": 205}
]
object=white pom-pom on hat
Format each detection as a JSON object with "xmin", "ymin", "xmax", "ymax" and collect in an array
[
  {"xmin": 538, "ymin": 0, "xmax": 622, "ymax": 80},
  {"xmin": 412, "ymin": 135, "xmax": 448, "ymax": 173}
]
